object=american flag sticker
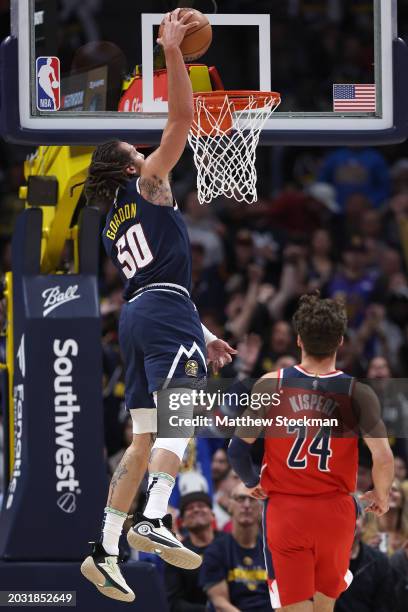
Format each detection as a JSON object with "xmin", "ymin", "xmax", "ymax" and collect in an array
[
  {"xmin": 36, "ymin": 56, "xmax": 61, "ymax": 111},
  {"xmin": 333, "ymin": 84, "xmax": 376, "ymax": 112}
]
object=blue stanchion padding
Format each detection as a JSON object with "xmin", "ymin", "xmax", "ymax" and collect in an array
[{"xmin": 0, "ymin": 560, "xmax": 169, "ymax": 611}]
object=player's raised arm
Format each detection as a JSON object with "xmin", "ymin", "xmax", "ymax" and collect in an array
[{"xmin": 140, "ymin": 9, "xmax": 197, "ymax": 200}]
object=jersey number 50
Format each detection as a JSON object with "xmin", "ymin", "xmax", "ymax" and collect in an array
[{"xmin": 116, "ymin": 224, "xmax": 153, "ymax": 279}]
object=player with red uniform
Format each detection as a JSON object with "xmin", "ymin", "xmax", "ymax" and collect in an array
[{"xmin": 228, "ymin": 293, "xmax": 394, "ymax": 612}]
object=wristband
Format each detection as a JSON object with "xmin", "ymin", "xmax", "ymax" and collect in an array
[
  {"xmin": 202, "ymin": 323, "xmax": 217, "ymax": 345},
  {"xmin": 228, "ymin": 437, "xmax": 260, "ymax": 488}
]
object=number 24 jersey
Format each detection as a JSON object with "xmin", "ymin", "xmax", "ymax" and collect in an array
[{"xmin": 261, "ymin": 365, "xmax": 359, "ymax": 497}]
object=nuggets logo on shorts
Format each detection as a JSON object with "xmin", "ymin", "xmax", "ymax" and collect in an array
[{"xmin": 185, "ymin": 359, "xmax": 198, "ymax": 377}]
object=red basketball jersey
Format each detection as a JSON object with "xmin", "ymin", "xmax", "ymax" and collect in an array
[{"xmin": 260, "ymin": 365, "xmax": 359, "ymax": 496}]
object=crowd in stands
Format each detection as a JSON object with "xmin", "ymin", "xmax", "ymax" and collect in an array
[{"xmin": 0, "ymin": 138, "xmax": 408, "ymax": 611}]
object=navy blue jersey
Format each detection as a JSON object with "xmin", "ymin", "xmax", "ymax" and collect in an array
[
  {"xmin": 280, "ymin": 364, "xmax": 353, "ymax": 389},
  {"xmin": 200, "ymin": 533, "xmax": 270, "ymax": 611},
  {"xmin": 102, "ymin": 178, "xmax": 192, "ymax": 300}
]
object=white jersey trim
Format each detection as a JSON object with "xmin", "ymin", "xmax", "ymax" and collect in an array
[
  {"xmin": 128, "ymin": 282, "xmax": 190, "ymax": 303},
  {"xmin": 294, "ymin": 365, "xmax": 344, "ymax": 378}
]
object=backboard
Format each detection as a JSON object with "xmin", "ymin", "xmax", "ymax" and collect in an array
[{"xmin": 1, "ymin": 0, "xmax": 407, "ymax": 145}]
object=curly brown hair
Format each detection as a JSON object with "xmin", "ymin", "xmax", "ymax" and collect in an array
[{"xmin": 292, "ymin": 291, "xmax": 347, "ymax": 357}]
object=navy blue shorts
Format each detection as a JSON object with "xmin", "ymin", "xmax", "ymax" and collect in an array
[{"xmin": 118, "ymin": 286, "xmax": 207, "ymax": 409}]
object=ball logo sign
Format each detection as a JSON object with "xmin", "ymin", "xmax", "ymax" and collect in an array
[
  {"xmin": 36, "ymin": 56, "xmax": 60, "ymax": 111},
  {"xmin": 42, "ymin": 285, "xmax": 80, "ymax": 317}
]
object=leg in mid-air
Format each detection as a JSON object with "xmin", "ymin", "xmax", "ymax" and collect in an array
[
  {"xmin": 81, "ymin": 367, "xmax": 202, "ymax": 600},
  {"xmin": 80, "ymin": 430, "xmax": 152, "ymax": 602},
  {"xmin": 126, "ymin": 388, "xmax": 202, "ymax": 569}
]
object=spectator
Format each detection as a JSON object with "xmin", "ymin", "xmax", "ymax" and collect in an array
[
  {"xmin": 165, "ymin": 492, "xmax": 218, "ymax": 612},
  {"xmin": 395, "ymin": 456, "xmax": 408, "ymax": 483},
  {"xmin": 335, "ymin": 513, "xmax": 395, "ymax": 611},
  {"xmin": 335, "ymin": 332, "xmax": 361, "ymax": 376},
  {"xmin": 211, "ymin": 449, "xmax": 230, "ymax": 495},
  {"xmin": 200, "ymin": 482, "xmax": 271, "ymax": 612},
  {"xmin": 225, "ymin": 229, "xmax": 256, "ymax": 293},
  {"xmin": 183, "ymin": 190, "xmax": 225, "ymax": 267},
  {"xmin": 390, "ymin": 541, "xmax": 408, "ymax": 612},
  {"xmin": 363, "ymin": 479, "xmax": 408, "ymax": 556},
  {"xmin": 385, "ymin": 193, "xmax": 408, "ymax": 264},
  {"xmin": 359, "ymin": 209, "xmax": 387, "ymax": 268},
  {"xmin": 233, "ymin": 334, "xmax": 263, "ymax": 379},
  {"xmin": 256, "ymin": 320, "xmax": 296, "ymax": 375},
  {"xmin": 338, "ymin": 193, "xmax": 371, "ymax": 247},
  {"xmin": 366, "ymin": 357, "xmax": 408, "ymax": 459},
  {"xmin": 191, "ymin": 242, "xmax": 226, "ymax": 313},
  {"xmin": 275, "ymin": 355, "xmax": 297, "ymax": 369},
  {"xmin": 390, "ymin": 158, "xmax": 408, "ymax": 195},
  {"xmin": 366, "ymin": 355, "xmax": 392, "ymax": 379},
  {"xmin": 371, "ymin": 247, "xmax": 404, "ymax": 304},
  {"xmin": 355, "ymin": 305, "xmax": 402, "ymax": 372},
  {"xmin": 357, "ymin": 443, "xmax": 373, "ymax": 493},
  {"xmin": 169, "ymin": 439, "xmax": 214, "ymax": 514},
  {"xmin": 224, "ymin": 265, "xmax": 264, "ymax": 341},
  {"xmin": 318, "ymin": 147, "xmax": 391, "ymax": 210},
  {"xmin": 212, "ymin": 469, "xmax": 240, "ymax": 531},
  {"xmin": 307, "ymin": 228, "xmax": 335, "ymax": 292},
  {"xmin": 266, "ymin": 186, "xmax": 332, "ymax": 237},
  {"xmin": 327, "ymin": 237, "xmax": 376, "ymax": 328}
]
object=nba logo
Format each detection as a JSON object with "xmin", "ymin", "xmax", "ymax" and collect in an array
[{"xmin": 36, "ymin": 56, "xmax": 60, "ymax": 111}]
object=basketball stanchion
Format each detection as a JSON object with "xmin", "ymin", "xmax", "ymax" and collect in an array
[
  {"xmin": 0, "ymin": 204, "xmax": 169, "ymax": 610},
  {"xmin": 188, "ymin": 90, "xmax": 281, "ymax": 204},
  {"xmin": 0, "ymin": 206, "xmax": 107, "ymax": 559}
]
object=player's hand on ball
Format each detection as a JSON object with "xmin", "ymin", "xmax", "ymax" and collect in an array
[
  {"xmin": 157, "ymin": 9, "xmax": 199, "ymax": 50},
  {"xmin": 360, "ymin": 490, "xmax": 389, "ymax": 516},
  {"xmin": 244, "ymin": 484, "xmax": 267, "ymax": 500},
  {"xmin": 207, "ymin": 339, "xmax": 238, "ymax": 374}
]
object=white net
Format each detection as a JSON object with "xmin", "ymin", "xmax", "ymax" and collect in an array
[{"xmin": 188, "ymin": 92, "xmax": 280, "ymax": 204}]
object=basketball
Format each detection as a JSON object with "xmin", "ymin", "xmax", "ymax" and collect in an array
[{"xmin": 159, "ymin": 8, "xmax": 212, "ymax": 62}]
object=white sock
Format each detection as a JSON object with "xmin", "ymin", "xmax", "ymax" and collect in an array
[
  {"xmin": 144, "ymin": 472, "xmax": 175, "ymax": 519},
  {"xmin": 102, "ymin": 507, "xmax": 127, "ymax": 556}
]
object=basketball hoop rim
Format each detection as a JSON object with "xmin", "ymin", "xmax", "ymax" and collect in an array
[
  {"xmin": 188, "ymin": 90, "xmax": 282, "ymax": 205},
  {"xmin": 193, "ymin": 89, "xmax": 281, "ymax": 110}
]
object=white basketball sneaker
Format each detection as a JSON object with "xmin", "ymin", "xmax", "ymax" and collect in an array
[
  {"xmin": 80, "ymin": 542, "xmax": 135, "ymax": 602},
  {"xmin": 127, "ymin": 512, "xmax": 202, "ymax": 570}
]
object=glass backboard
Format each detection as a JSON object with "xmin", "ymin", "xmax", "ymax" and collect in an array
[{"xmin": 1, "ymin": 0, "xmax": 407, "ymax": 145}]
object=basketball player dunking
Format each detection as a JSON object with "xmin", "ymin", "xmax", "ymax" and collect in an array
[
  {"xmin": 229, "ymin": 293, "xmax": 394, "ymax": 612},
  {"xmin": 81, "ymin": 10, "xmax": 236, "ymax": 601}
]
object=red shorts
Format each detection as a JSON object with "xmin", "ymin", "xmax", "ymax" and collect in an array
[{"xmin": 263, "ymin": 492, "xmax": 357, "ymax": 608}]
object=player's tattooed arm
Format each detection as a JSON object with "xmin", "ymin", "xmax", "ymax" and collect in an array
[{"xmin": 139, "ymin": 175, "xmax": 173, "ymax": 207}]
